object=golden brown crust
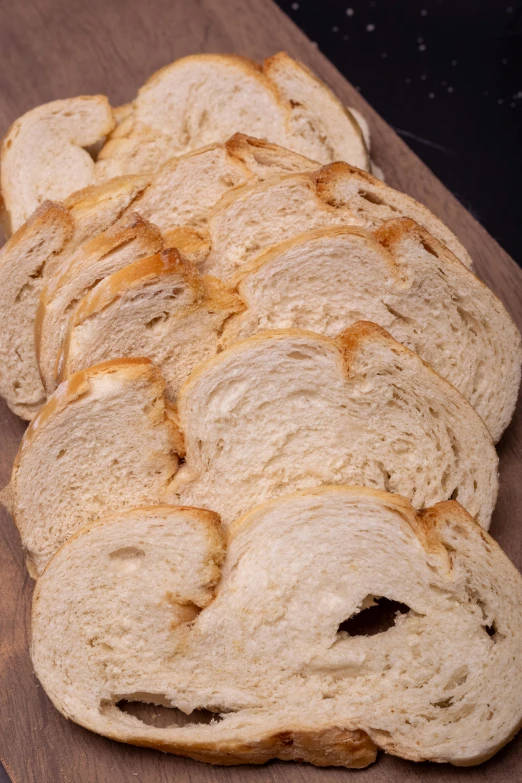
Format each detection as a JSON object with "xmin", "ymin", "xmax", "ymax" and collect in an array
[
  {"xmin": 315, "ymin": 160, "xmax": 377, "ymax": 203},
  {"xmin": 224, "ymin": 131, "xmax": 318, "ymax": 170},
  {"xmin": 119, "ymin": 724, "xmax": 377, "ymax": 768},
  {"xmin": 64, "ymin": 174, "xmax": 151, "ymax": 212},
  {"xmin": 163, "ymin": 226, "xmax": 211, "ymax": 265}
]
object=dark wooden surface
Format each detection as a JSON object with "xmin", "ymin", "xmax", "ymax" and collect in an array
[{"xmin": 0, "ymin": 0, "xmax": 521, "ymax": 781}]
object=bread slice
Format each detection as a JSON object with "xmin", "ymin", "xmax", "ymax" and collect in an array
[
  {"xmin": 31, "ymin": 487, "xmax": 522, "ymax": 767},
  {"xmin": 0, "ymin": 175, "xmax": 150, "ymax": 421},
  {"xmin": 1, "ymin": 359, "xmax": 181, "ymax": 576},
  {"xmin": 123, "ymin": 133, "xmax": 318, "ymax": 235},
  {"xmin": 96, "ymin": 53, "xmax": 368, "ymax": 181},
  {"xmin": 170, "ymin": 324, "xmax": 497, "ymax": 529},
  {"xmin": 59, "ymin": 250, "xmax": 243, "ymax": 401},
  {"xmin": 203, "ymin": 163, "xmax": 473, "ymax": 280},
  {"xmin": 0, "ymin": 203, "xmax": 73, "ymax": 419},
  {"xmin": 222, "ymin": 221, "xmax": 521, "ymax": 441},
  {"xmin": 35, "ymin": 213, "xmax": 163, "ymax": 394},
  {"xmin": 1, "ymin": 96, "xmax": 115, "ymax": 234},
  {"xmin": 0, "ymin": 135, "xmax": 315, "ymax": 418},
  {"xmin": 59, "ymin": 219, "xmax": 519, "ymax": 439}
]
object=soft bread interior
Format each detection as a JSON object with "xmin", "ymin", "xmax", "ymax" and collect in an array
[
  {"xmin": 0, "ymin": 176, "xmax": 151, "ymax": 421},
  {"xmin": 31, "ymin": 488, "xmax": 522, "ymax": 766},
  {"xmin": 36, "ymin": 214, "xmax": 163, "ymax": 394},
  {"xmin": 96, "ymin": 53, "xmax": 368, "ymax": 181},
  {"xmin": 1, "ymin": 96, "xmax": 115, "ymax": 233},
  {"xmin": 60, "ymin": 219, "xmax": 520, "ymax": 440},
  {"xmin": 203, "ymin": 165, "xmax": 473, "ymax": 281},
  {"xmin": 124, "ymin": 134, "xmax": 318, "ymax": 235},
  {"xmin": 6, "ymin": 359, "xmax": 180, "ymax": 575},
  {"xmin": 223, "ymin": 222, "xmax": 521, "ymax": 441},
  {"xmin": 171, "ymin": 325, "xmax": 497, "ymax": 529},
  {"xmin": 60, "ymin": 251, "xmax": 243, "ymax": 401}
]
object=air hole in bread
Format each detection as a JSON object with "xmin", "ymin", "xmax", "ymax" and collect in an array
[
  {"xmin": 431, "ymin": 697, "xmax": 453, "ymax": 709},
  {"xmin": 484, "ymin": 621, "xmax": 504, "ymax": 642},
  {"xmin": 108, "ymin": 546, "xmax": 145, "ymax": 573},
  {"xmin": 338, "ymin": 596, "xmax": 410, "ymax": 637},
  {"xmin": 145, "ymin": 312, "xmax": 169, "ymax": 329},
  {"xmin": 56, "ymin": 448, "xmax": 67, "ymax": 459},
  {"xmin": 420, "ymin": 239, "xmax": 439, "ymax": 258},
  {"xmin": 287, "ymin": 350, "xmax": 313, "ymax": 361},
  {"xmin": 358, "ymin": 189, "xmax": 385, "ymax": 206},
  {"xmin": 116, "ymin": 698, "xmax": 223, "ymax": 728}
]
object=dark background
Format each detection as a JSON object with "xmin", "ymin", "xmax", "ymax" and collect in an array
[{"xmin": 276, "ymin": 0, "xmax": 522, "ymax": 265}]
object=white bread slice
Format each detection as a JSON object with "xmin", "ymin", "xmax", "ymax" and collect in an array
[
  {"xmin": 96, "ymin": 53, "xmax": 368, "ymax": 181},
  {"xmin": 203, "ymin": 163, "xmax": 473, "ymax": 280},
  {"xmin": 35, "ymin": 213, "xmax": 163, "ymax": 394},
  {"xmin": 1, "ymin": 96, "xmax": 115, "ymax": 234},
  {"xmin": 31, "ymin": 487, "xmax": 522, "ymax": 767},
  {"xmin": 59, "ymin": 218, "xmax": 519, "ymax": 439},
  {"xmin": 0, "ymin": 175, "xmax": 150, "ymax": 421},
  {"xmin": 0, "ymin": 203, "xmax": 73, "ymax": 419},
  {"xmin": 0, "ymin": 135, "xmax": 313, "ymax": 419},
  {"xmin": 59, "ymin": 250, "xmax": 243, "ymax": 401},
  {"xmin": 223, "ymin": 221, "xmax": 521, "ymax": 442},
  {"xmin": 170, "ymin": 324, "xmax": 497, "ymax": 529},
  {"xmin": 1, "ymin": 359, "xmax": 181, "ymax": 576},
  {"xmin": 123, "ymin": 133, "xmax": 318, "ymax": 234}
]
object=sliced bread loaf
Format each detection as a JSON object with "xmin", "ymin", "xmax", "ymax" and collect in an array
[
  {"xmin": 59, "ymin": 250, "xmax": 243, "ymax": 400},
  {"xmin": 35, "ymin": 213, "xmax": 163, "ymax": 394},
  {"xmin": 96, "ymin": 52, "xmax": 368, "ymax": 181},
  {"xmin": 170, "ymin": 324, "xmax": 497, "ymax": 528},
  {"xmin": 122, "ymin": 133, "xmax": 318, "ymax": 235},
  {"xmin": 1, "ymin": 96, "xmax": 115, "ymax": 233},
  {"xmin": 1, "ymin": 359, "xmax": 181, "ymax": 576},
  {"xmin": 203, "ymin": 163, "xmax": 473, "ymax": 279},
  {"xmin": 31, "ymin": 487, "xmax": 522, "ymax": 766},
  {"xmin": 0, "ymin": 135, "xmax": 316, "ymax": 419},
  {"xmin": 58, "ymin": 220, "xmax": 520, "ymax": 440},
  {"xmin": 0, "ymin": 175, "xmax": 150, "ymax": 420},
  {"xmin": 223, "ymin": 221, "xmax": 521, "ymax": 441}
]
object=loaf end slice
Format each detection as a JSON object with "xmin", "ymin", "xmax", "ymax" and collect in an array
[{"xmin": 32, "ymin": 487, "xmax": 522, "ymax": 766}]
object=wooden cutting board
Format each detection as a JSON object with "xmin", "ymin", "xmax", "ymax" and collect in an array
[{"xmin": 1, "ymin": 0, "xmax": 521, "ymax": 781}]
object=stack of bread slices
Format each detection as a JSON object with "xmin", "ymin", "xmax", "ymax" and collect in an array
[{"xmin": 1, "ymin": 52, "xmax": 522, "ymax": 770}]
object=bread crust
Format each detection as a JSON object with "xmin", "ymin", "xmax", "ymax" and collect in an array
[
  {"xmin": 106, "ymin": 724, "xmax": 377, "ymax": 768},
  {"xmin": 315, "ymin": 162, "xmax": 473, "ymax": 268}
]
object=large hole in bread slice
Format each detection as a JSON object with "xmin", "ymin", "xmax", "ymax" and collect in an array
[
  {"xmin": 116, "ymin": 696, "xmax": 223, "ymax": 728},
  {"xmin": 338, "ymin": 596, "xmax": 410, "ymax": 637}
]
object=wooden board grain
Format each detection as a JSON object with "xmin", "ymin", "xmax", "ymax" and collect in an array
[{"xmin": 0, "ymin": 0, "xmax": 521, "ymax": 781}]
